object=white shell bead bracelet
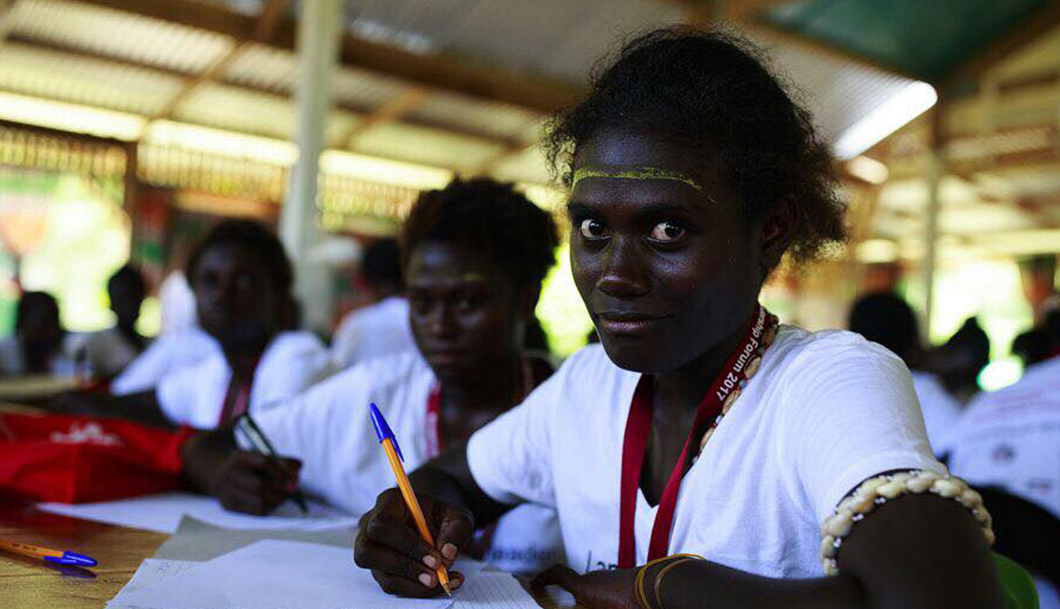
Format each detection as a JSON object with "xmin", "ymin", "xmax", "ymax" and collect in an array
[{"xmin": 819, "ymin": 470, "xmax": 995, "ymax": 576}]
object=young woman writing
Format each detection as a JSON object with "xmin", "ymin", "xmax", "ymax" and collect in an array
[
  {"xmin": 182, "ymin": 178, "xmax": 564, "ymax": 574},
  {"xmin": 351, "ymin": 28, "xmax": 1005, "ymax": 609}
]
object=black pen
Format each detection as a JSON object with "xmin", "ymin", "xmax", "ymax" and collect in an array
[{"xmin": 235, "ymin": 414, "xmax": 309, "ymax": 514}]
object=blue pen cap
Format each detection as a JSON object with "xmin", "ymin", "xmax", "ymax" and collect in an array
[
  {"xmin": 44, "ymin": 551, "xmax": 97, "ymax": 567},
  {"xmin": 369, "ymin": 403, "xmax": 404, "ymax": 462}
]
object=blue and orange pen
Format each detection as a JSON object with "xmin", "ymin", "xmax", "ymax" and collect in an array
[
  {"xmin": 370, "ymin": 402, "xmax": 452, "ymax": 596},
  {"xmin": 0, "ymin": 538, "xmax": 97, "ymax": 567}
]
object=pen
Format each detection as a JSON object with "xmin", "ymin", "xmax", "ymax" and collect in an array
[
  {"xmin": 0, "ymin": 538, "xmax": 97, "ymax": 567},
  {"xmin": 235, "ymin": 414, "xmax": 309, "ymax": 514},
  {"xmin": 369, "ymin": 402, "xmax": 452, "ymax": 596}
]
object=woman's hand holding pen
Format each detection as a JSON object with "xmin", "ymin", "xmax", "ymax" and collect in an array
[
  {"xmin": 354, "ymin": 487, "xmax": 474, "ymax": 597},
  {"xmin": 182, "ymin": 431, "xmax": 301, "ymax": 516},
  {"xmin": 207, "ymin": 450, "xmax": 302, "ymax": 515}
]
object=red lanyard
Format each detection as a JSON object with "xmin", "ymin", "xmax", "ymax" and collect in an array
[
  {"xmin": 218, "ymin": 357, "xmax": 261, "ymax": 426},
  {"xmin": 617, "ymin": 305, "xmax": 775, "ymax": 568},
  {"xmin": 425, "ymin": 357, "xmax": 535, "ymax": 458}
]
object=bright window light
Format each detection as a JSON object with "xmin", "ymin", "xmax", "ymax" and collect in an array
[
  {"xmin": 856, "ymin": 238, "xmax": 899, "ymax": 263},
  {"xmin": 847, "ymin": 155, "xmax": 889, "ymax": 184},
  {"xmin": 834, "ymin": 82, "xmax": 937, "ymax": 160},
  {"xmin": 319, "ymin": 150, "xmax": 451, "ymax": 191},
  {"xmin": 0, "ymin": 92, "xmax": 145, "ymax": 141},
  {"xmin": 145, "ymin": 121, "xmax": 299, "ymax": 166}
]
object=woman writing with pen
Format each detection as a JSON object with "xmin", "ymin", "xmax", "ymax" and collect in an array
[{"xmin": 351, "ymin": 28, "xmax": 1007, "ymax": 609}]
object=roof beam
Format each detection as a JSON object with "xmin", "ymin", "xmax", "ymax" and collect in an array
[
  {"xmin": 747, "ymin": 18, "xmax": 927, "ymax": 82},
  {"xmin": 331, "ymin": 87, "xmax": 431, "ymax": 150},
  {"xmin": 67, "ymin": 0, "xmax": 581, "ymax": 113},
  {"xmin": 147, "ymin": 0, "xmax": 293, "ymax": 125},
  {"xmin": 942, "ymin": 0, "xmax": 1060, "ymax": 91}
]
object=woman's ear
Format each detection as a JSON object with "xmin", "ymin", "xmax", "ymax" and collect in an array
[{"xmin": 760, "ymin": 196, "xmax": 797, "ymax": 275}]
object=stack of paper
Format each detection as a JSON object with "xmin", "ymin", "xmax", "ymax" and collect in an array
[
  {"xmin": 39, "ymin": 492, "xmax": 360, "ymax": 534},
  {"xmin": 109, "ymin": 540, "xmax": 547, "ymax": 609}
]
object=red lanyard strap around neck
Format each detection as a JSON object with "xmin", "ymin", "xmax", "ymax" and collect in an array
[{"xmin": 617, "ymin": 305, "xmax": 776, "ymax": 568}]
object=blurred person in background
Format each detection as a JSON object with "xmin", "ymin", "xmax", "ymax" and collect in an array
[
  {"xmin": 80, "ymin": 264, "xmax": 149, "ymax": 380},
  {"xmin": 0, "ymin": 291, "xmax": 81, "ymax": 376},
  {"xmin": 947, "ymin": 307, "xmax": 1060, "ymax": 607},
  {"xmin": 331, "ymin": 237, "xmax": 415, "ymax": 370},
  {"xmin": 54, "ymin": 219, "xmax": 329, "ymax": 428}
]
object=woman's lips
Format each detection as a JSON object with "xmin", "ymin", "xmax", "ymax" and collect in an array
[{"xmin": 595, "ymin": 312, "xmax": 670, "ymax": 335}]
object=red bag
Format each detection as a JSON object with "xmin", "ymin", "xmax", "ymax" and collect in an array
[{"xmin": 0, "ymin": 412, "xmax": 193, "ymax": 503}]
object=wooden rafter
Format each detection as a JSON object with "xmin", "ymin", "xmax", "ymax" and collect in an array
[
  {"xmin": 332, "ymin": 87, "xmax": 431, "ymax": 150},
  {"xmin": 942, "ymin": 0, "xmax": 1060, "ymax": 91},
  {"xmin": 67, "ymin": 0, "xmax": 580, "ymax": 113},
  {"xmin": 148, "ymin": 0, "xmax": 293, "ymax": 125}
]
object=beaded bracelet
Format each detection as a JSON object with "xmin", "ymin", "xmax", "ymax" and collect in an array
[
  {"xmin": 819, "ymin": 470, "xmax": 995, "ymax": 576},
  {"xmin": 634, "ymin": 553, "xmax": 705, "ymax": 609}
]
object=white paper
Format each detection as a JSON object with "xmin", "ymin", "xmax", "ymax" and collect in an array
[
  {"xmin": 107, "ymin": 559, "xmax": 202, "ymax": 609},
  {"xmin": 114, "ymin": 540, "xmax": 482, "ymax": 609},
  {"xmin": 39, "ymin": 492, "xmax": 360, "ymax": 534},
  {"xmin": 453, "ymin": 572, "xmax": 543, "ymax": 609}
]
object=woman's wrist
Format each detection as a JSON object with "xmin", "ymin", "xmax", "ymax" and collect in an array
[{"xmin": 635, "ymin": 554, "xmax": 707, "ymax": 609}]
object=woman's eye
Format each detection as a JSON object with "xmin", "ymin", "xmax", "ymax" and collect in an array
[
  {"xmin": 579, "ymin": 218, "xmax": 608, "ymax": 240},
  {"xmin": 649, "ymin": 221, "xmax": 686, "ymax": 243}
]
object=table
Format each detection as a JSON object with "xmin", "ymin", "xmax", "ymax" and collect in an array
[{"xmin": 0, "ymin": 501, "xmax": 168, "ymax": 608}]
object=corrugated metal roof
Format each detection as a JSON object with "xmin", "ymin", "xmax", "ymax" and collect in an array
[
  {"xmin": 0, "ymin": 41, "xmax": 183, "ymax": 116},
  {"xmin": 407, "ymin": 91, "xmax": 541, "ymax": 142},
  {"xmin": 352, "ymin": 121, "xmax": 505, "ymax": 171},
  {"xmin": 10, "ymin": 0, "xmax": 232, "ymax": 75}
]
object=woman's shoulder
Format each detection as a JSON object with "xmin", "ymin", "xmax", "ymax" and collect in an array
[{"xmin": 770, "ymin": 324, "xmax": 905, "ymax": 372}]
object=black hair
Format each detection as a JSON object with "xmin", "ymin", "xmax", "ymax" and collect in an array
[
  {"xmin": 16, "ymin": 291, "xmax": 59, "ymax": 331},
  {"xmin": 361, "ymin": 238, "xmax": 404, "ymax": 292},
  {"xmin": 848, "ymin": 292, "xmax": 921, "ymax": 366},
  {"xmin": 401, "ymin": 177, "xmax": 559, "ymax": 295},
  {"xmin": 545, "ymin": 26, "xmax": 847, "ymax": 264},
  {"xmin": 185, "ymin": 219, "xmax": 293, "ymax": 296},
  {"xmin": 108, "ymin": 264, "xmax": 147, "ymax": 298}
]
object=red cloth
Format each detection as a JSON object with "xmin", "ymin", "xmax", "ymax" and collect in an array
[{"xmin": 0, "ymin": 413, "xmax": 192, "ymax": 504}]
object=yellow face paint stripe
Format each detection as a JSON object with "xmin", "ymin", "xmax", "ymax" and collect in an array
[{"xmin": 572, "ymin": 167, "xmax": 705, "ymax": 193}]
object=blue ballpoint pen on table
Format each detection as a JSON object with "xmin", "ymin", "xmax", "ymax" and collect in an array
[
  {"xmin": 370, "ymin": 402, "xmax": 453, "ymax": 596},
  {"xmin": 0, "ymin": 538, "xmax": 97, "ymax": 567}
]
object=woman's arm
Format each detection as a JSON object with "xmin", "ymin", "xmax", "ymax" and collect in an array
[
  {"xmin": 47, "ymin": 390, "xmax": 175, "ymax": 429},
  {"xmin": 536, "ymin": 493, "xmax": 1005, "ymax": 609}
]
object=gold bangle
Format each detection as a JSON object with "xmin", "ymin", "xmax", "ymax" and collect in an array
[
  {"xmin": 653, "ymin": 558, "xmax": 696, "ymax": 609},
  {"xmin": 634, "ymin": 554, "xmax": 705, "ymax": 609}
]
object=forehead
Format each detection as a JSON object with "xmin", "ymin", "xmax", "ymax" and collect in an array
[
  {"xmin": 194, "ymin": 244, "xmax": 260, "ymax": 274},
  {"xmin": 406, "ymin": 242, "xmax": 499, "ymax": 285},
  {"xmin": 570, "ymin": 126, "xmax": 732, "ymax": 206}
]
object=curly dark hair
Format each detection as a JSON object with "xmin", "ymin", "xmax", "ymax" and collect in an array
[
  {"xmin": 186, "ymin": 219, "xmax": 293, "ymax": 295},
  {"xmin": 545, "ymin": 26, "xmax": 847, "ymax": 263},
  {"xmin": 401, "ymin": 177, "xmax": 559, "ymax": 296}
]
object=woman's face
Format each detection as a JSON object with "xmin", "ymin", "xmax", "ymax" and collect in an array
[
  {"xmin": 192, "ymin": 244, "xmax": 279, "ymax": 350},
  {"xmin": 569, "ymin": 126, "xmax": 767, "ymax": 374},
  {"xmin": 407, "ymin": 242, "xmax": 526, "ymax": 386}
]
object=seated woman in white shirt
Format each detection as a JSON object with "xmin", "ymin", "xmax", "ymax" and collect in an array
[
  {"xmin": 81, "ymin": 264, "xmax": 150, "ymax": 380},
  {"xmin": 182, "ymin": 178, "xmax": 563, "ymax": 574},
  {"xmin": 352, "ymin": 28, "xmax": 1006, "ymax": 608},
  {"xmin": 0, "ymin": 291, "xmax": 81, "ymax": 377},
  {"xmin": 53, "ymin": 220, "xmax": 329, "ymax": 429}
]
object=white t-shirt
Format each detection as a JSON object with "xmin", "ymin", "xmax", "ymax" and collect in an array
[
  {"xmin": 82, "ymin": 327, "xmax": 144, "ymax": 379},
  {"xmin": 947, "ymin": 356, "xmax": 1060, "ymax": 520},
  {"xmin": 159, "ymin": 271, "xmax": 198, "ymax": 336},
  {"xmin": 331, "ymin": 296, "xmax": 415, "ymax": 369},
  {"xmin": 249, "ymin": 351, "xmax": 564, "ymax": 574},
  {"xmin": 111, "ymin": 328, "xmax": 220, "ymax": 396},
  {"xmin": 156, "ymin": 331, "xmax": 330, "ymax": 429},
  {"xmin": 911, "ymin": 371, "xmax": 963, "ymax": 456},
  {"xmin": 0, "ymin": 333, "xmax": 86, "ymax": 376},
  {"xmin": 467, "ymin": 326, "xmax": 944, "ymax": 577}
]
